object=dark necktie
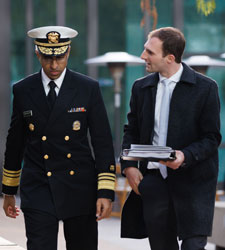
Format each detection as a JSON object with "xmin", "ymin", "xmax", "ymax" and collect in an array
[{"xmin": 47, "ymin": 81, "xmax": 57, "ymax": 109}]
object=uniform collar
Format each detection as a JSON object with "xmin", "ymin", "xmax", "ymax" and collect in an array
[{"xmin": 41, "ymin": 68, "xmax": 67, "ymax": 90}]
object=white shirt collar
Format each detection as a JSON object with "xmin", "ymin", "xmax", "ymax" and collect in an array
[
  {"xmin": 41, "ymin": 68, "xmax": 67, "ymax": 94},
  {"xmin": 159, "ymin": 64, "xmax": 183, "ymax": 83}
]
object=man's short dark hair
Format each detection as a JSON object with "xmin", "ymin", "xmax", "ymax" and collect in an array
[{"xmin": 148, "ymin": 27, "xmax": 185, "ymax": 63}]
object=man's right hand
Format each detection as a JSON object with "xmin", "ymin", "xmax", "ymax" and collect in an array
[
  {"xmin": 124, "ymin": 167, "xmax": 143, "ymax": 195},
  {"xmin": 3, "ymin": 195, "xmax": 19, "ymax": 219}
]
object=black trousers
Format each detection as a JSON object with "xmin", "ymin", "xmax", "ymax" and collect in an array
[
  {"xmin": 181, "ymin": 236, "xmax": 207, "ymax": 250},
  {"xmin": 22, "ymin": 208, "xmax": 98, "ymax": 250},
  {"xmin": 138, "ymin": 170, "xmax": 207, "ymax": 250}
]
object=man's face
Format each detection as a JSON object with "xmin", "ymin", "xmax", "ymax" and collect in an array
[
  {"xmin": 36, "ymin": 47, "xmax": 70, "ymax": 80},
  {"xmin": 141, "ymin": 37, "xmax": 167, "ymax": 73}
]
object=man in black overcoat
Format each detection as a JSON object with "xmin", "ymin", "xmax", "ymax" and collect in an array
[
  {"xmin": 2, "ymin": 26, "xmax": 115, "ymax": 250},
  {"xmin": 120, "ymin": 27, "xmax": 221, "ymax": 250}
]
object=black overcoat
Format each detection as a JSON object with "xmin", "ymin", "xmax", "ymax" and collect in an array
[
  {"xmin": 2, "ymin": 69, "xmax": 115, "ymax": 220},
  {"xmin": 121, "ymin": 63, "xmax": 221, "ymax": 240}
]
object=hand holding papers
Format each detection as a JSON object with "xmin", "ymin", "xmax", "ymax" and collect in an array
[{"xmin": 121, "ymin": 144, "xmax": 176, "ymax": 162}]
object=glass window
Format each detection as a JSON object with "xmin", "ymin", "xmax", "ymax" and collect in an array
[
  {"xmin": 98, "ymin": 0, "xmax": 126, "ymax": 137},
  {"xmin": 11, "ymin": 0, "xmax": 26, "ymax": 82},
  {"xmin": 66, "ymin": 0, "xmax": 87, "ymax": 74}
]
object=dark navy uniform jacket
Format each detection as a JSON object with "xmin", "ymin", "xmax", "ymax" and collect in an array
[{"xmin": 2, "ymin": 69, "xmax": 116, "ymax": 220}]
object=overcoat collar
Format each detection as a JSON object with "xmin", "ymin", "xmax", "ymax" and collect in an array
[
  {"xmin": 179, "ymin": 62, "xmax": 196, "ymax": 84},
  {"xmin": 141, "ymin": 72, "xmax": 159, "ymax": 88},
  {"xmin": 140, "ymin": 62, "xmax": 196, "ymax": 88}
]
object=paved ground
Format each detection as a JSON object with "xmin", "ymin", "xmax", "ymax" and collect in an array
[{"xmin": 0, "ymin": 196, "xmax": 216, "ymax": 250}]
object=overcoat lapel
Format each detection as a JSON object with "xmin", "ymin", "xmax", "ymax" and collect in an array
[
  {"xmin": 26, "ymin": 72, "xmax": 51, "ymax": 119},
  {"xmin": 167, "ymin": 63, "xmax": 196, "ymax": 146},
  {"xmin": 46, "ymin": 69, "xmax": 78, "ymax": 128},
  {"xmin": 140, "ymin": 73, "xmax": 158, "ymax": 144}
]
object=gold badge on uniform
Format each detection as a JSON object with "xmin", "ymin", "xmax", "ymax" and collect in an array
[
  {"xmin": 110, "ymin": 165, "xmax": 115, "ymax": 171},
  {"xmin": 29, "ymin": 123, "xmax": 34, "ymax": 131},
  {"xmin": 73, "ymin": 121, "xmax": 81, "ymax": 131}
]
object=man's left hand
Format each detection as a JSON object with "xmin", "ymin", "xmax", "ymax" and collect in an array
[
  {"xmin": 3, "ymin": 195, "xmax": 20, "ymax": 219},
  {"xmin": 159, "ymin": 150, "xmax": 185, "ymax": 170},
  {"xmin": 96, "ymin": 198, "xmax": 112, "ymax": 221}
]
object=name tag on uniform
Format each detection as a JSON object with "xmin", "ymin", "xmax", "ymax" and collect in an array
[
  {"xmin": 68, "ymin": 107, "xmax": 86, "ymax": 113},
  {"xmin": 23, "ymin": 110, "xmax": 33, "ymax": 117}
]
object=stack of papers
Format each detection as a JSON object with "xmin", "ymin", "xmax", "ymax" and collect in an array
[{"xmin": 121, "ymin": 144, "xmax": 176, "ymax": 162}]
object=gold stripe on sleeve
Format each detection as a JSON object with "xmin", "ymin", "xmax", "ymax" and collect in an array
[
  {"xmin": 2, "ymin": 168, "xmax": 21, "ymax": 187},
  {"xmin": 98, "ymin": 173, "xmax": 116, "ymax": 191}
]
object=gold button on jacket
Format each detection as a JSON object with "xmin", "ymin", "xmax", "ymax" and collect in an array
[
  {"xmin": 67, "ymin": 153, "xmax": 71, "ymax": 158},
  {"xmin": 65, "ymin": 136, "xmax": 70, "ymax": 141},
  {"xmin": 29, "ymin": 123, "xmax": 34, "ymax": 131},
  {"xmin": 70, "ymin": 170, "xmax": 75, "ymax": 175},
  {"xmin": 44, "ymin": 154, "xmax": 49, "ymax": 160},
  {"xmin": 42, "ymin": 136, "xmax": 47, "ymax": 141},
  {"xmin": 47, "ymin": 171, "xmax": 52, "ymax": 177}
]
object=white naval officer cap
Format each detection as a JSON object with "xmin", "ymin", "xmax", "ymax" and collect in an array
[{"xmin": 27, "ymin": 26, "xmax": 78, "ymax": 56}]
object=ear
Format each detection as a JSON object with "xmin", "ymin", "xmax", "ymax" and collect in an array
[
  {"xmin": 66, "ymin": 46, "xmax": 71, "ymax": 59},
  {"xmin": 167, "ymin": 54, "xmax": 175, "ymax": 64},
  {"xmin": 35, "ymin": 50, "xmax": 41, "ymax": 61}
]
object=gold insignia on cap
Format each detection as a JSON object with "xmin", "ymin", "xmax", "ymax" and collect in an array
[
  {"xmin": 37, "ymin": 45, "xmax": 69, "ymax": 56},
  {"xmin": 38, "ymin": 46, "xmax": 53, "ymax": 55},
  {"xmin": 73, "ymin": 121, "xmax": 81, "ymax": 131},
  {"xmin": 29, "ymin": 123, "xmax": 34, "ymax": 131},
  {"xmin": 54, "ymin": 46, "xmax": 68, "ymax": 55},
  {"xmin": 110, "ymin": 165, "xmax": 115, "ymax": 171},
  {"xmin": 47, "ymin": 32, "xmax": 60, "ymax": 44}
]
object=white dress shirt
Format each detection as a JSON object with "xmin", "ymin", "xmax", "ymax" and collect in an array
[
  {"xmin": 41, "ymin": 68, "xmax": 66, "ymax": 96},
  {"xmin": 147, "ymin": 64, "xmax": 183, "ymax": 169}
]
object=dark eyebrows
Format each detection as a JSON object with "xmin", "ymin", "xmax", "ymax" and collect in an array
[
  {"xmin": 42, "ymin": 55, "xmax": 52, "ymax": 60},
  {"xmin": 145, "ymin": 48, "xmax": 154, "ymax": 55},
  {"xmin": 42, "ymin": 54, "xmax": 66, "ymax": 60}
]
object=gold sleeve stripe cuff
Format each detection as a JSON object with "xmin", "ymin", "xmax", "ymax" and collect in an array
[
  {"xmin": 98, "ymin": 173, "xmax": 116, "ymax": 190},
  {"xmin": 2, "ymin": 176, "xmax": 20, "ymax": 187},
  {"xmin": 98, "ymin": 181, "xmax": 115, "ymax": 191},
  {"xmin": 3, "ymin": 168, "xmax": 21, "ymax": 187},
  {"xmin": 3, "ymin": 173, "xmax": 21, "ymax": 178},
  {"xmin": 98, "ymin": 176, "xmax": 115, "ymax": 181},
  {"xmin": 3, "ymin": 168, "xmax": 21, "ymax": 174},
  {"xmin": 98, "ymin": 173, "xmax": 116, "ymax": 178},
  {"xmin": 34, "ymin": 40, "xmax": 71, "ymax": 47}
]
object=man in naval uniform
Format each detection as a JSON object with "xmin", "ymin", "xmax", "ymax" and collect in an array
[{"xmin": 2, "ymin": 26, "xmax": 115, "ymax": 250}]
